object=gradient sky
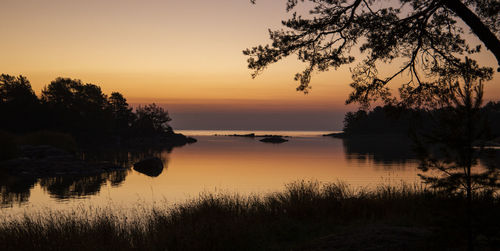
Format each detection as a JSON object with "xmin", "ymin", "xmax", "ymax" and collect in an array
[{"xmin": 1, "ymin": 0, "xmax": 499, "ymax": 130}]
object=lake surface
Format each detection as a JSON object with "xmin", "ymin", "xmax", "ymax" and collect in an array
[{"xmin": 1, "ymin": 130, "xmax": 422, "ymax": 216}]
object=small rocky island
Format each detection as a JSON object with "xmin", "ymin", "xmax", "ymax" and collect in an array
[
  {"xmin": 224, "ymin": 133, "xmax": 289, "ymax": 144},
  {"xmin": 259, "ymin": 136, "xmax": 288, "ymax": 143}
]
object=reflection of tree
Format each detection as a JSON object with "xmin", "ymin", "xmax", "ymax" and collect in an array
[
  {"xmin": 411, "ymin": 59, "xmax": 497, "ymax": 250},
  {"xmin": 480, "ymin": 149, "xmax": 500, "ymax": 172},
  {"xmin": 108, "ymin": 170, "xmax": 128, "ymax": 187},
  {"xmin": 38, "ymin": 170, "xmax": 128, "ymax": 200},
  {"xmin": 1, "ymin": 147, "xmax": 172, "ymax": 203},
  {"xmin": 81, "ymin": 147, "xmax": 171, "ymax": 169},
  {"xmin": 80, "ymin": 149, "xmax": 134, "ymax": 168},
  {"xmin": 38, "ymin": 147, "xmax": 171, "ymax": 199},
  {"xmin": 342, "ymin": 136, "xmax": 415, "ymax": 167},
  {"xmin": 0, "ymin": 173, "xmax": 36, "ymax": 207}
]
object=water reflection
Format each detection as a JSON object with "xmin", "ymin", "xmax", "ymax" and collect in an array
[
  {"xmin": 81, "ymin": 147, "xmax": 171, "ymax": 169},
  {"xmin": 39, "ymin": 170, "xmax": 130, "ymax": 200},
  {"xmin": 342, "ymin": 136, "xmax": 415, "ymax": 166},
  {"xmin": 0, "ymin": 173, "xmax": 36, "ymax": 206},
  {"xmin": 0, "ymin": 147, "xmax": 171, "ymax": 207},
  {"xmin": 480, "ymin": 149, "xmax": 500, "ymax": 170},
  {"xmin": 3, "ymin": 134, "xmax": 496, "ymax": 211}
]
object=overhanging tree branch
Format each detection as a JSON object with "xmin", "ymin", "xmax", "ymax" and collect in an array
[
  {"xmin": 443, "ymin": 0, "xmax": 500, "ymax": 71},
  {"xmin": 246, "ymin": 0, "xmax": 498, "ymax": 107}
]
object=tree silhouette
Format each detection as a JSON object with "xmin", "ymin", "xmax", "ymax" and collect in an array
[
  {"xmin": 41, "ymin": 77, "xmax": 112, "ymax": 137},
  {"xmin": 0, "ymin": 74, "xmax": 40, "ymax": 132},
  {"xmin": 133, "ymin": 103, "xmax": 173, "ymax": 136},
  {"xmin": 343, "ymin": 105, "xmax": 419, "ymax": 135},
  {"xmin": 410, "ymin": 58, "xmax": 496, "ymax": 250},
  {"xmin": 108, "ymin": 92, "xmax": 135, "ymax": 136},
  {"xmin": 414, "ymin": 59, "xmax": 496, "ymax": 193},
  {"xmin": 245, "ymin": 0, "xmax": 498, "ymax": 107},
  {"xmin": 0, "ymin": 74, "xmax": 38, "ymax": 105},
  {"xmin": 246, "ymin": 2, "xmax": 499, "ymax": 248}
]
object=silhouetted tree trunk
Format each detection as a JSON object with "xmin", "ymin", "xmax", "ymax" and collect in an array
[
  {"xmin": 465, "ymin": 96, "xmax": 474, "ymax": 251},
  {"xmin": 413, "ymin": 58, "xmax": 498, "ymax": 250},
  {"xmin": 444, "ymin": 0, "xmax": 500, "ymax": 71}
]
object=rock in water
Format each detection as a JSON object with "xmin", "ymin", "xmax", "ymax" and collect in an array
[
  {"xmin": 259, "ymin": 136, "xmax": 288, "ymax": 144},
  {"xmin": 133, "ymin": 157, "xmax": 164, "ymax": 177}
]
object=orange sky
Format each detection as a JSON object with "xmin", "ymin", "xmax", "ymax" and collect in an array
[{"xmin": 1, "ymin": 0, "xmax": 499, "ymax": 130}]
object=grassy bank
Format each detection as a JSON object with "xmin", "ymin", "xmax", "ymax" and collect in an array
[{"xmin": 1, "ymin": 181, "xmax": 499, "ymax": 250}]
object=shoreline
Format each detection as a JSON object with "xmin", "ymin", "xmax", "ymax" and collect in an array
[{"xmin": 0, "ymin": 132, "xmax": 196, "ymax": 178}]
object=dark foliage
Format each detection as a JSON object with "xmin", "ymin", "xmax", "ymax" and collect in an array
[
  {"xmin": 0, "ymin": 74, "xmax": 180, "ymax": 149},
  {"xmin": 133, "ymin": 103, "xmax": 172, "ymax": 137},
  {"xmin": 343, "ymin": 105, "xmax": 421, "ymax": 136},
  {"xmin": 343, "ymin": 102, "xmax": 500, "ymax": 139},
  {"xmin": 0, "ymin": 74, "xmax": 42, "ymax": 132},
  {"xmin": 108, "ymin": 92, "xmax": 135, "ymax": 136},
  {"xmin": 41, "ymin": 77, "xmax": 114, "ymax": 140},
  {"xmin": 246, "ymin": 0, "xmax": 499, "ymax": 107}
]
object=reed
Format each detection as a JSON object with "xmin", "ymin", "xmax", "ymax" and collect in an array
[{"xmin": 1, "ymin": 181, "xmax": 499, "ymax": 250}]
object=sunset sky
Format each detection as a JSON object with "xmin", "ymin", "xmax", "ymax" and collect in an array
[{"xmin": 1, "ymin": 0, "xmax": 499, "ymax": 130}]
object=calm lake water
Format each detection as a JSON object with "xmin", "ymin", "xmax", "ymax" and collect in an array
[{"xmin": 1, "ymin": 130, "xmax": 422, "ymax": 216}]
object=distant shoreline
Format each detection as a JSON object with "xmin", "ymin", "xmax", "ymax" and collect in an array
[{"xmin": 175, "ymin": 129, "xmax": 341, "ymax": 138}]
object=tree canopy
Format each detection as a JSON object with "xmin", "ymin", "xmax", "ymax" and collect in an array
[
  {"xmin": 0, "ymin": 74, "xmax": 41, "ymax": 132},
  {"xmin": 134, "ymin": 103, "xmax": 173, "ymax": 136},
  {"xmin": 0, "ymin": 74, "xmax": 177, "ymax": 145},
  {"xmin": 245, "ymin": 0, "xmax": 499, "ymax": 107}
]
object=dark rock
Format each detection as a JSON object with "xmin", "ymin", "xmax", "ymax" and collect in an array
[
  {"xmin": 133, "ymin": 157, "xmax": 164, "ymax": 177},
  {"xmin": 229, "ymin": 133, "xmax": 256, "ymax": 138},
  {"xmin": 186, "ymin": 136, "xmax": 197, "ymax": 143},
  {"xmin": 258, "ymin": 134, "xmax": 285, "ymax": 138},
  {"xmin": 260, "ymin": 136, "xmax": 288, "ymax": 144},
  {"xmin": 125, "ymin": 133, "xmax": 197, "ymax": 150}
]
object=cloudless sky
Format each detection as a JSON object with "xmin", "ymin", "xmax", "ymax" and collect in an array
[{"xmin": 1, "ymin": 0, "xmax": 498, "ymax": 130}]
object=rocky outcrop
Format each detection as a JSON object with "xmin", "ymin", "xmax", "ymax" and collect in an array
[
  {"xmin": 260, "ymin": 136, "xmax": 288, "ymax": 144},
  {"xmin": 323, "ymin": 132, "xmax": 346, "ymax": 138},
  {"xmin": 125, "ymin": 133, "xmax": 196, "ymax": 149},
  {"xmin": 133, "ymin": 157, "xmax": 164, "ymax": 177},
  {"xmin": 0, "ymin": 145, "xmax": 125, "ymax": 177}
]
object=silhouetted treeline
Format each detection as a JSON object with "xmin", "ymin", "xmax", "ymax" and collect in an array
[
  {"xmin": 0, "ymin": 74, "xmax": 177, "ymax": 145},
  {"xmin": 343, "ymin": 104, "xmax": 500, "ymax": 137}
]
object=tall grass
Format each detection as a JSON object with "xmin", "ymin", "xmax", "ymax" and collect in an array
[{"xmin": 1, "ymin": 181, "xmax": 499, "ymax": 250}]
